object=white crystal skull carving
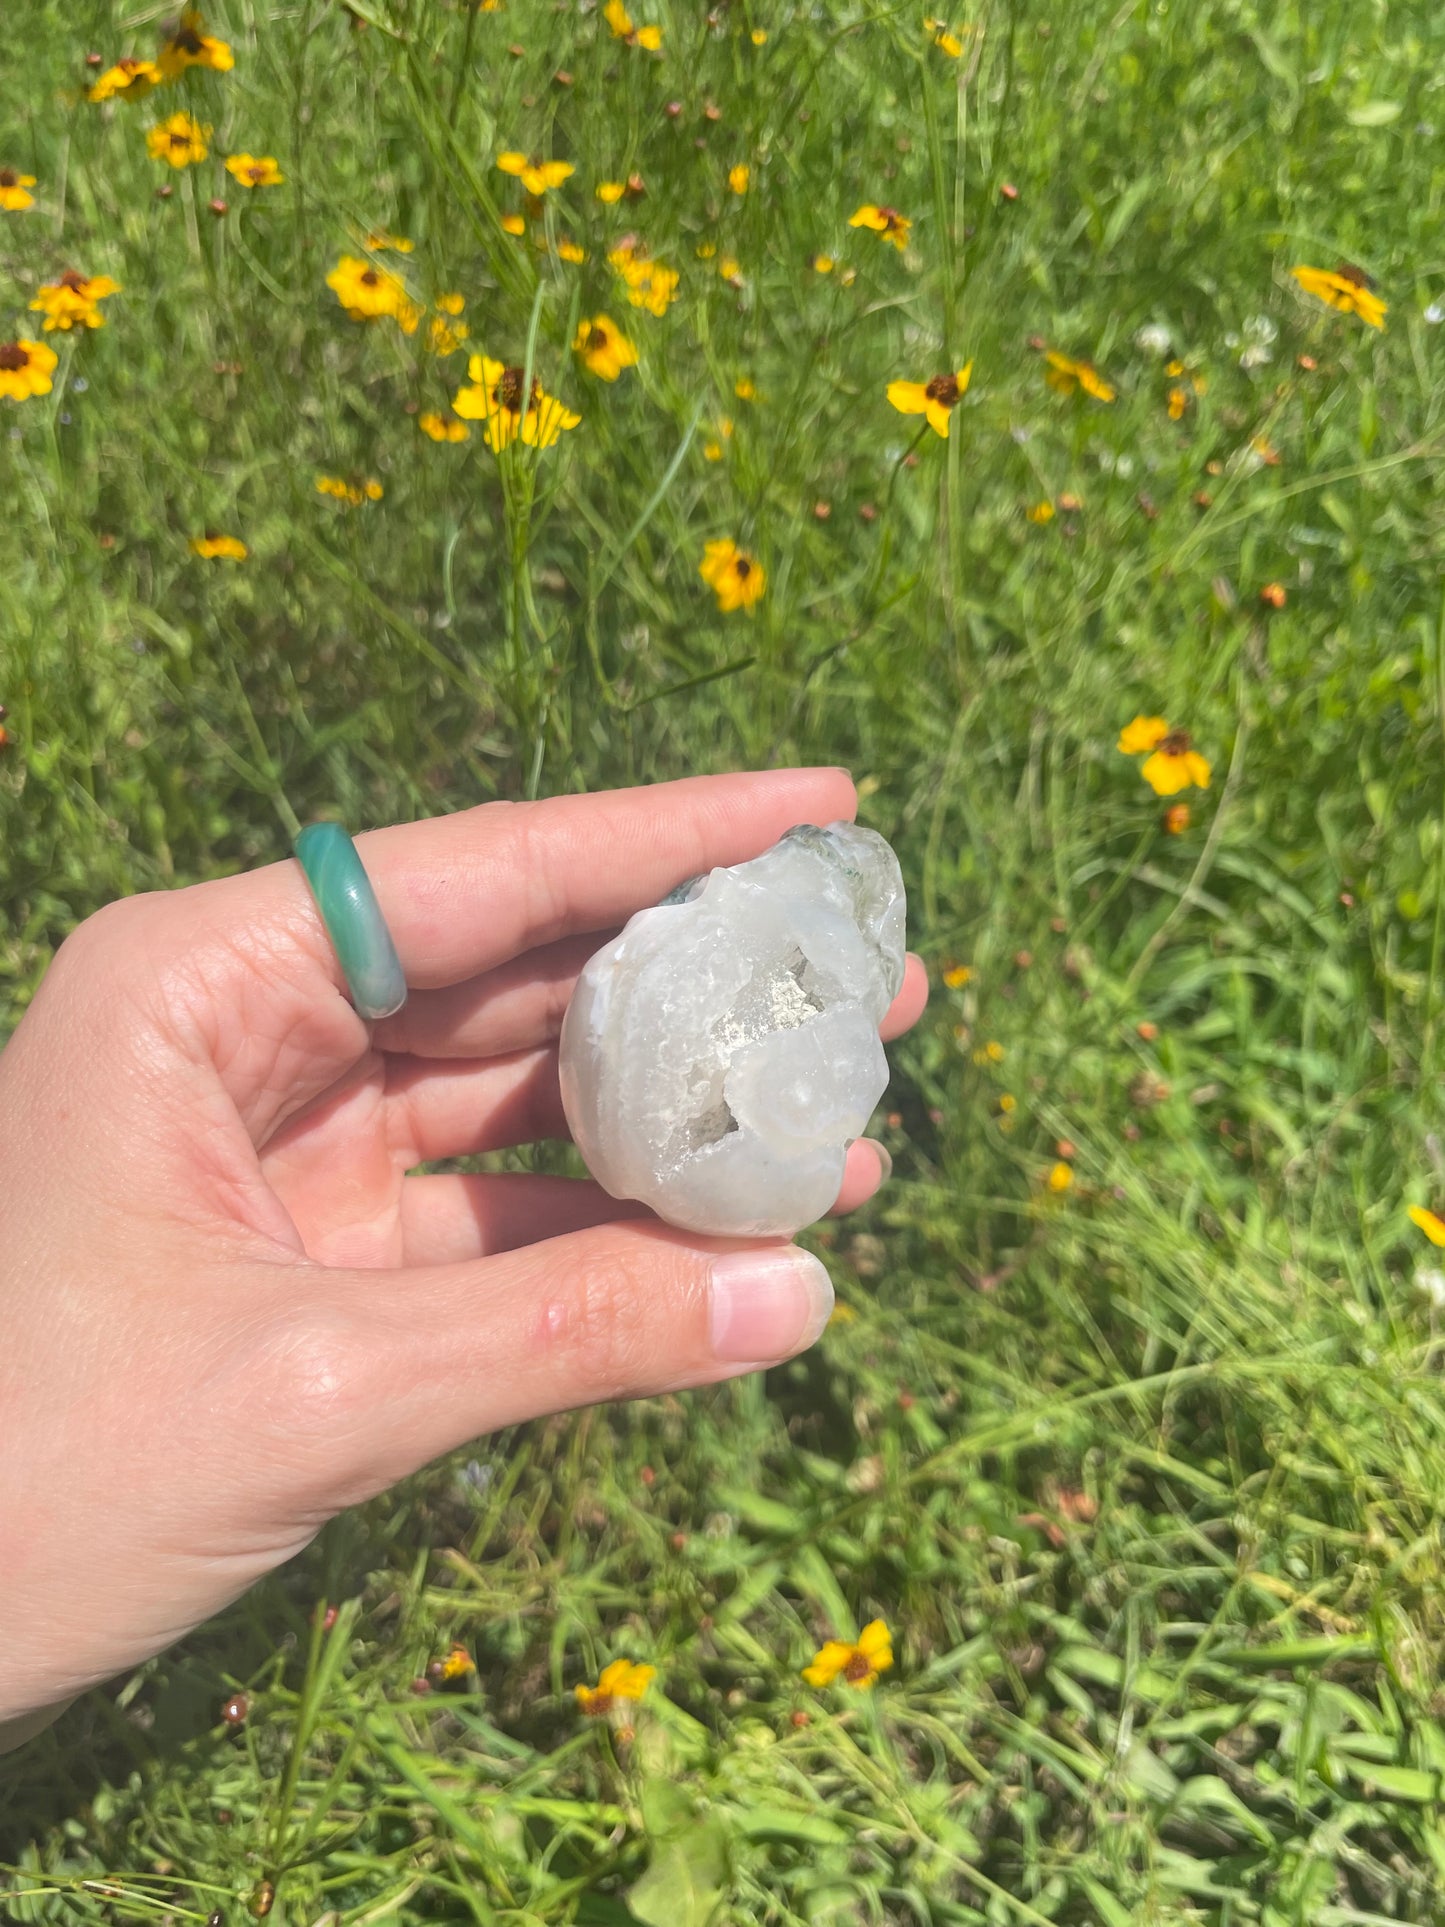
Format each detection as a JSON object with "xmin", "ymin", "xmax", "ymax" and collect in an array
[{"xmin": 558, "ymin": 822, "xmax": 906, "ymax": 1236}]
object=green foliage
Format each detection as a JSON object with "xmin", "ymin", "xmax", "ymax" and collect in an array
[{"xmin": 6, "ymin": 0, "xmax": 1445, "ymax": 1921}]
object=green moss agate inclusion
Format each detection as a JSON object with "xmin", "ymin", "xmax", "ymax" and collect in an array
[{"xmin": 294, "ymin": 821, "xmax": 407, "ymax": 1021}]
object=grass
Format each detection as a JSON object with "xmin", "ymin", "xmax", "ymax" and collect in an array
[{"xmin": 5, "ymin": 0, "xmax": 1445, "ymax": 1919}]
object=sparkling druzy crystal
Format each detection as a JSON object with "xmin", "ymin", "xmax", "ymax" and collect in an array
[{"xmin": 559, "ymin": 822, "xmax": 906, "ymax": 1236}]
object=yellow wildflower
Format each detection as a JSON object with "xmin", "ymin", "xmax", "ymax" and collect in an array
[
  {"xmin": 316, "ymin": 475, "xmax": 383, "ymax": 505},
  {"xmin": 924, "ymin": 17, "xmax": 965, "ymax": 56},
  {"xmin": 1026, "ymin": 499, "xmax": 1054, "ymax": 523},
  {"xmin": 556, "ymin": 237, "xmax": 586, "ymax": 262},
  {"xmin": 501, "ymin": 212, "xmax": 526, "ymax": 235},
  {"xmin": 751, "ymin": 26, "xmax": 768, "ymax": 43},
  {"xmin": 1043, "ymin": 350, "xmax": 1114, "ymax": 401},
  {"xmin": 364, "ymin": 231, "xmax": 413, "ymax": 253},
  {"xmin": 146, "ymin": 112, "xmax": 212, "ymax": 169},
  {"xmin": 608, "ymin": 241, "xmax": 679, "ymax": 316},
  {"xmin": 596, "ymin": 180, "xmax": 626, "ymax": 204},
  {"xmin": 87, "ymin": 57, "xmax": 161, "ymax": 103},
  {"xmin": 603, "ymin": 0, "xmax": 661, "ymax": 46},
  {"xmin": 811, "ymin": 252, "xmax": 834, "ymax": 273},
  {"xmin": 189, "ymin": 533, "xmax": 247, "ymax": 560},
  {"xmin": 225, "ymin": 153, "xmax": 284, "ymax": 187},
  {"xmin": 1117, "ymin": 716, "xmax": 1211, "ymax": 797},
  {"xmin": 429, "ymin": 1642, "xmax": 474, "ymax": 1684},
  {"xmin": 1047, "ymin": 1161, "xmax": 1073, "ymax": 1193},
  {"xmin": 0, "ymin": 169, "xmax": 37, "ymax": 212},
  {"xmin": 942, "ymin": 964, "xmax": 972, "ymax": 988},
  {"xmin": 728, "ymin": 163, "xmax": 750, "ymax": 194},
  {"xmin": 734, "ymin": 374, "xmax": 756, "ymax": 400},
  {"xmin": 326, "ymin": 255, "xmax": 420, "ymax": 332},
  {"xmin": 1409, "ymin": 1206, "xmax": 1445, "ymax": 1248},
  {"xmin": 849, "ymin": 203, "xmax": 910, "ymax": 250},
  {"xmin": 29, "ymin": 271, "xmax": 120, "ymax": 332},
  {"xmin": 573, "ymin": 314, "xmax": 637, "ymax": 381},
  {"xmin": 1163, "ymin": 802, "xmax": 1191, "ymax": 834},
  {"xmin": 419, "ymin": 410, "xmax": 470, "ymax": 442},
  {"xmin": 453, "ymin": 354, "xmax": 581, "ymax": 452},
  {"xmin": 971, "ymin": 1039, "xmax": 1004, "ymax": 1065},
  {"xmin": 700, "ymin": 539, "xmax": 765, "ymax": 613},
  {"xmin": 576, "ymin": 1658, "xmax": 656, "ymax": 1714},
  {"xmin": 1291, "ymin": 263, "xmax": 1386, "ymax": 330},
  {"xmin": 496, "ymin": 152, "xmax": 574, "ymax": 195},
  {"xmin": 0, "ymin": 338, "xmax": 58, "ymax": 402},
  {"xmin": 802, "ymin": 1619, "xmax": 893, "ymax": 1690},
  {"xmin": 886, "ymin": 362, "xmax": 973, "ymax": 439},
  {"xmin": 158, "ymin": 10, "xmax": 235, "ymax": 78},
  {"xmin": 428, "ymin": 308, "xmax": 469, "ymax": 355}
]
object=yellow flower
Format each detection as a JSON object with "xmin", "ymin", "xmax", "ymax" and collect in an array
[
  {"xmin": 453, "ymin": 354, "xmax": 581, "ymax": 452},
  {"xmin": 419, "ymin": 410, "xmax": 470, "ymax": 442},
  {"xmin": 997, "ymin": 1092, "xmax": 1017, "ymax": 1113},
  {"xmin": 596, "ymin": 180, "xmax": 626, "ymax": 204},
  {"xmin": 428, "ymin": 307, "xmax": 469, "ymax": 355},
  {"xmin": 719, "ymin": 254, "xmax": 743, "ymax": 286},
  {"xmin": 734, "ymin": 374, "xmax": 756, "ymax": 400},
  {"xmin": 699, "ymin": 538, "xmax": 765, "ymax": 613},
  {"xmin": 573, "ymin": 314, "xmax": 637, "ymax": 381},
  {"xmin": 430, "ymin": 1642, "xmax": 474, "ymax": 1683},
  {"xmin": 145, "ymin": 113, "xmax": 212, "ymax": 169},
  {"xmin": 0, "ymin": 169, "xmax": 37, "ymax": 212},
  {"xmin": 751, "ymin": 26, "xmax": 768, "ymax": 42},
  {"xmin": 315, "ymin": 474, "xmax": 383, "ymax": 505},
  {"xmin": 942, "ymin": 964, "xmax": 972, "ymax": 988},
  {"xmin": 811, "ymin": 252, "xmax": 834, "ymax": 273},
  {"xmin": 608, "ymin": 242, "xmax": 679, "ymax": 316},
  {"xmin": 1409, "ymin": 1206, "xmax": 1445, "ymax": 1248},
  {"xmin": 886, "ymin": 362, "xmax": 973, "ymax": 439},
  {"xmin": 436, "ymin": 291, "xmax": 466, "ymax": 316},
  {"xmin": 1047, "ymin": 1161, "xmax": 1073, "ymax": 1193},
  {"xmin": 364, "ymin": 231, "xmax": 413, "ymax": 253},
  {"xmin": 158, "ymin": 10, "xmax": 235, "ymax": 78},
  {"xmin": 225, "ymin": 153, "xmax": 284, "ymax": 187},
  {"xmin": 1167, "ymin": 385, "xmax": 1188, "ymax": 420},
  {"xmin": 29, "ymin": 271, "xmax": 121, "ymax": 332},
  {"xmin": 728, "ymin": 163, "xmax": 750, "ymax": 194},
  {"xmin": 703, "ymin": 440, "xmax": 723, "ymax": 461},
  {"xmin": 971, "ymin": 1039, "xmax": 1004, "ymax": 1064},
  {"xmin": 802, "ymin": 1619, "xmax": 893, "ymax": 1690},
  {"xmin": 556, "ymin": 237, "xmax": 586, "ymax": 262},
  {"xmin": 1043, "ymin": 350, "xmax": 1115, "ymax": 401},
  {"xmin": 924, "ymin": 17, "xmax": 965, "ymax": 56},
  {"xmin": 496, "ymin": 151, "xmax": 574, "ymax": 195},
  {"xmin": 1117, "ymin": 716, "xmax": 1211, "ymax": 797},
  {"xmin": 189, "ymin": 533, "xmax": 247, "ymax": 559},
  {"xmin": 603, "ymin": 0, "xmax": 661, "ymax": 46},
  {"xmin": 1026, "ymin": 499, "xmax": 1055, "ymax": 523},
  {"xmin": 849, "ymin": 203, "xmax": 910, "ymax": 250},
  {"xmin": 501, "ymin": 212, "xmax": 526, "ymax": 235},
  {"xmin": 576, "ymin": 1658, "xmax": 656, "ymax": 1714},
  {"xmin": 0, "ymin": 338, "xmax": 58, "ymax": 402},
  {"xmin": 326, "ymin": 255, "xmax": 420, "ymax": 332},
  {"xmin": 87, "ymin": 57, "xmax": 162, "ymax": 102},
  {"xmin": 1291, "ymin": 263, "xmax": 1386, "ymax": 330}
]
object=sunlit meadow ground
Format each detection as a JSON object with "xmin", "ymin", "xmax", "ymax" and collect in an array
[{"xmin": 7, "ymin": 0, "xmax": 1445, "ymax": 1920}]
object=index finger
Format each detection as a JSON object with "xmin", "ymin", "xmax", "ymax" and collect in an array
[{"xmin": 238, "ymin": 768, "xmax": 860, "ymax": 992}]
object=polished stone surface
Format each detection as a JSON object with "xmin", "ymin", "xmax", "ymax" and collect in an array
[
  {"xmin": 294, "ymin": 821, "xmax": 408, "ymax": 1021},
  {"xmin": 559, "ymin": 822, "xmax": 906, "ymax": 1236}
]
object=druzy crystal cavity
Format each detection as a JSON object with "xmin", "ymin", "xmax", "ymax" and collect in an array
[{"xmin": 559, "ymin": 822, "xmax": 906, "ymax": 1237}]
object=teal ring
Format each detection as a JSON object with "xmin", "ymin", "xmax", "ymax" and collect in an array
[{"xmin": 294, "ymin": 821, "xmax": 408, "ymax": 1021}]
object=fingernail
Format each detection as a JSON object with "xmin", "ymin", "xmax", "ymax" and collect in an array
[
  {"xmin": 867, "ymin": 1138, "xmax": 893, "ymax": 1183},
  {"xmin": 708, "ymin": 1247, "xmax": 834, "ymax": 1362}
]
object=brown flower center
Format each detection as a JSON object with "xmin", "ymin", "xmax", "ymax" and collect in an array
[
  {"xmin": 843, "ymin": 1650, "xmax": 872, "ymax": 1683},
  {"xmin": 1336, "ymin": 261, "xmax": 1375, "ymax": 290},
  {"xmin": 1159, "ymin": 729, "xmax": 1191, "ymax": 756},
  {"xmin": 734, "ymin": 556, "xmax": 752, "ymax": 579},
  {"xmin": 169, "ymin": 131, "xmax": 192, "ymax": 149},
  {"xmin": 0, "ymin": 342, "xmax": 30, "ymax": 371},
  {"xmin": 587, "ymin": 324, "xmax": 609, "ymax": 350},
  {"xmin": 493, "ymin": 366, "xmax": 541, "ymax": 412},
  {"xmin": 879, "ymin": 206, "xmax": 903, "ymax": 231},
  {"xmin": 171, "ymin": 27, "xmax": 205, "ymax": 53},
  {"xmin": 57, "ymin": 269, "xmax": 88, "ymax": 292},
  {"xmin": 0, "ymin": 170, "xmax": 16, "ymax": 188},
  {"xmin": 925, "ymin": 373, "xmax": 960, "ymax": 407},
  {"xmin": 245, "ymin": 163, "xmax": 265, "ymax": 181},
  {"xmin": 359, "ymin": 268, "xmax": 380, "ymax": 286}
]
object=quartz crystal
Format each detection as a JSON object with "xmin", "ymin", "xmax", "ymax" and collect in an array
[{"xmin": 559, "ymin": 822, "xmax": 906, "ymax": 1236}]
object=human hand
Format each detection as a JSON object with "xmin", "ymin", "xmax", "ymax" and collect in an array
[{"xmin": 0, "ymin": 771, "xmax": 927, "ymax": 1743}]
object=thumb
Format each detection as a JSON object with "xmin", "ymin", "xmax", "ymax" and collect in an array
[{"xmin": 238, "ymin": 1225, "xmax": 835, "ymax": 1517}]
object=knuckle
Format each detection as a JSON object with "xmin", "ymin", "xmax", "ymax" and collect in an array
[{"xmin": 560, "ymin": 1244, "xmax": 680, "ymax": 1399}]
